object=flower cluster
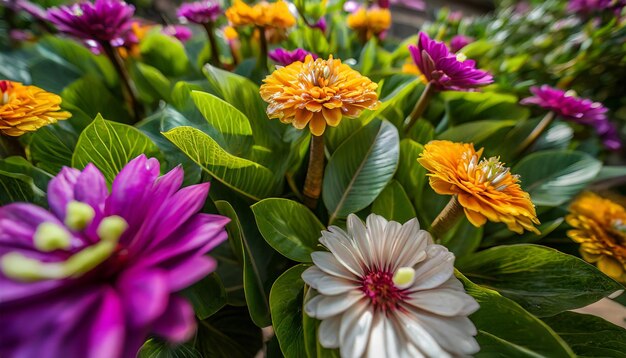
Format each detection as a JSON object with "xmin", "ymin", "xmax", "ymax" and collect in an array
[
  {"xmin": 0, "ymin": 156, "xmax": 229, "ymax": 357},
  {"xmin": 260, "ymin": 55, "xmax": 380, "ymax": 136},
  {"xmin": 0, "ymin": 81, "xmax": 71, "ymax": 136},
  {"xmin": 226, "ymin": 0, "xmax": 296, "ymax": 29},
  {"xmin": 347, "ymin": 7, "xmax": 392, "ymax": 39}
]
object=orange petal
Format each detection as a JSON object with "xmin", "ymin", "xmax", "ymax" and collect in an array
[
  {"xmin": 322, "ymin": 107, "xmax": 342, "ymax": 127},
  {"xmin": 309, "ymin": 112, "xmax": 327, "ymax": 136}
]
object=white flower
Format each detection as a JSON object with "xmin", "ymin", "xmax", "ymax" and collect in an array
[{"xmin": 302, "ymin": 214, "xmax": 479, "ymax": 358}]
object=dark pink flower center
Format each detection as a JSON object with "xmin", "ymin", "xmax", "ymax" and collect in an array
[{"xmin": 360, "ymin": 270, "xmax": 407, "ymax": 312}]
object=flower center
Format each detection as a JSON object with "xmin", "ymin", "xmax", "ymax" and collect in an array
[
  {"xmin": 302, "ymin": 58, "xmax": 336, "ymax": 88},
  {"xmin": 360, "ymin": 269, "xmax": 408, "ymax": 312},
  {"xmin": 464, "ymin": 152, "xmax": 517, "ymax": 190}
]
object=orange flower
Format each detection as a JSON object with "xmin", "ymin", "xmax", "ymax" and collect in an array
[
  {"xmin": 223, "ymin": 25, "xmax": 239, "ymax": 42},
  {"xmin": 225, "ymin": 0, "xmax": 295, "ymax": 29},
  {"xmin": 0, "ymin": 81, "xmax": 71, "ymax": 136},
  {"xmin": 567, "ymin": 192, "xmax": 626, "ymax": 283},
  {"xmin": 347, "ymin": 7, "xmax": 391, "ymax": 39},
  {"xmin": 259, "ymin": 55, "xmax": 380, "ymax": 136},
  {"xmin": 418, "ymin": 140, "xmax": 540, "ymax": 234},
  {"xmin": 401, "ymin": 61, "xmax": 427, "ymax": 84}
]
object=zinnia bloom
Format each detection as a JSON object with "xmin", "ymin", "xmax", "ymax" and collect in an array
[
  {"xmin": 225, "ymin": 0, "xmax": 296, "ymax": 29},
  {"xmin": 260, "ymin": 55, "xmax": 380, "ymax": 136},
  {"xmin": 47, "ymin": 0, "xmax": 135, "ymax": 47},
  {"xmin": 162, "ymin": 25, "xmax": 193, "ymax": 42},
  {"xmin": 303, "ymin": 213, "xmax": 479, "ymax": 358},
  {"xmin": 0, "ymin": 155, "xmax": 229, "ymax": 357},
  {"xmin": 520, "ymin": 85, "xmax": 621, "ymax": 150},
  {"xmin": 450, "ymin": 34, "xmax": 473, "ymax": 53},
  {"xmin": 0, "ymin": 81, "xmax": 71, "ymax": 136},
  {"xmin": 347, "ymin": 7, "xmax": 391, "ymax": 39},
  {"xmin": 567, "ymin": 192, "xmax": 626, "ymax": 283},
  {"xmin": 408, "ymin": 32, "xmax": 493, "ymax": 91},
  {"xmin": 268, "ymin": 48, "xmax": 317, "ymax": 66},
  {"xmin": 177, "ymin": 0, "xmax": 221, "ymax": 24},
  {"xmin": 418, "ymin": 140, "xmax": 540, "ymax": 234}
]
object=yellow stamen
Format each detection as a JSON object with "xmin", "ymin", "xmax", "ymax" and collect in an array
[
  {"xmin": 97, "ymin": 215, "xmax": 128, "ymax": 242},
  {"xmin": 65, "ymin": 201, "xmax": 96, "ymax": 231},
  {"xmin": 393, "ymin": 267, "xmax": 416, "ymax": 289},
  {"xmin": 34, "ymin": 222, "xmax": 72, "ymax": 252}
]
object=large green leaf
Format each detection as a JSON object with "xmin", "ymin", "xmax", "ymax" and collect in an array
[
  {"xmin": 371, "ymin": 180, "xmax": 416, "ymax": 223},
  {"xmin": 440, "ymin": 218, "xmax": 482, "ymax": 258},
  {"xmin": 458, "ymin": 244, "xmax": 623, "ymax": 317},
  {"xmin": 395, "ymin": 139, "xmax": 426, "ymax": 201},
  {"xmin": 458, "ymin": 273, "xmax": 575, "ymax": 357},
  {"xmin": 323, "ymin": 119, "xmax": 400, "ymax": 223},
  {"xmin": 140, "ymin": 32, "xmax": 189, "ymax": 76},
  {"xmin": 441, "ymin": 91, "xmax": 529, "ymax": 125},
  {"xmin": 513, "ymin": 150, "xmax": 602, "ymax": 207},
  {"xmin": 130, "ymin": 62, "xmax": 172, "ymax": 104},
  {"xmin": 437, "ymin": 120, "xmax": 517, "ymax": 144},
  {"xmin": 190, "ymin": 91, "xmax": 254, "ymax": 156},
  {"xmin": 163, "ymin": 126, "xmax": 280, "ymax": 201},
  {"xmin": 270, "ymin": 264, "xmax": 308, "ymax": 358},
  {"xmin": 139, "ymin": 339, "xmax": 202, "ymax": 358},
  {"xmin": 182, "ymin": 273, "xmax": 227, "ymax": 320},
  {"xmin": 542, "ymin": 311, "xmax": 626, "ymax": 358},
  {"xmin": 72, "ymin": 114, "xmax": 161, "ymax": 184},
  {"xmin": 28, "ymin": 121, "xmax": 79, "ymax": 174},
  {"xmin": 0, "ymin": 164, "xmax": 46, "ymax": 205},
  {"xmin": 62, "ymin": 76, "xmax": 131, "ymax": 125},
  {"xmin": 252, "ymin": 198, "xmax": 324, "ymax": 262},
  {"xmin": 195, "ymin": 306, "xmax": 264, "ymax": 358}
]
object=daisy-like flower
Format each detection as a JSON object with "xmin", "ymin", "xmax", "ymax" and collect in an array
[
  {"xmin": 567, "ymin": 192, "xmax": 626, "ymax": 283},
  {"xmin": 177, "ymin": 0, "xmax": 221, "ymax": 24},
  {"xmin": 302, "ymin": 214, "xmax": 479, "ymax": 358},
  {"xmin": 225, "ymin": 0, "xmax": 296, "ymax": 29},
  {"xmin": 347, "ymin": 7, "xmax": 391, "ymax": 40},
  {"xmin": 418, "ymin": 140, "xmax": 540, "ymax": 234},
  {"xmin": 450, "ymin": 34, "xmax": 474, "ymax": 53},
  {"xmin": 260, "ymin": 55, "xmax": 380, "ymax": 136},
  {"xmin": 47, "ymin": 0, "xmax": 135, "ymax": 47},
  {"xmin": 0, "ymin": 155, "xmax": 229, "ymax": 357},
  {"xmin": 520, "ymin": 85, "xmax": 621, "ymax": 150},
  {"xmin": 268, "ymin": 48, "xmax": 317, "ymax": 66},
  {"xmin": 408, "ymin": 32, "xmax": 493, "ymax": 91},
  {"xmin": 0, "ymin": 81, "xmax": 71, "ymax": 136}
]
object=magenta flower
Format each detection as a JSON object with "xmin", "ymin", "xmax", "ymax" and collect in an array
[
  {"xmin": 450, "ymin": 34, "xmax": 474, "ymax": 53},
  {"xmin": 310, "ymin": 17, "xmax": 327, "ymax": 33},
  {"xmin": 408, "ymin": 32, "xmax": 493, "ymax": 91},
  {"xmin": 521, "ymin": 85, "xmax": 622, "ymax": 150},
  {"xmin": 47, "ymin": 0, "xmax": 135, "ymax": 46},
  {"xmin": 0, "ymin": 155, "xmax": 229, "ymax": 357},
  {"xmin": 269, "ymin": 48, "xmax": 318, "ymax": 66},
  {"xmin": 177, "ymin": 0, "xmax": 221, "ymax": 24},
  {"xmin": 163, "ymin": 25, "xmax": 193, "ymax": 42}
]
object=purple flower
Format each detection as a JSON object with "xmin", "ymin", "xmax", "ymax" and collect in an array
[
  {"xmin": 269, "ymin": 48, "xmax": 318, "ymax": 66},
  {"xmin": 521, "ymin": 85, "xmax": 622, "ymax": 150},
  {"xmin": 2, "ymin": 0, "xmax": 47, "ymax": 20},
  {"xmin": 408, "ymin": 32, "xmax": 493, "ymax": 91},
  {"xmin": 177, "ymin": 0, "xmax": 221, "ymax": 25},
  {"xmin": 450, "ymin": 34, "xmax": 474, "ymax": 53},
  {"xmin": 310, "ymin": 17, "xmax": 327, "ymax": 32},
  {"xmin": 0, "ymin": 155, "xmax": 229, "ymax": 357},
  {"xmin": 163, "ymin": 25, "xmax": 193, "ymax": 42},
  {"xmin": 47, "ymin": 0, "xmax": 135, "ymax": 46}
]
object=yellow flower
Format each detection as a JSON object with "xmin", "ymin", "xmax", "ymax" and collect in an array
[
  {"xmin": 223, "ymin": 26, "xmax": 239, "ymax": 42},
  {"xmin": 226, "ymin": 0, "xmax": 296, "ymax": 29},
  {"xmin": 418, "ymin": 140, "xmax": 540, "ymax": 234},
  {"xmin": 567, "ymin": 192, "xmax": 626, "ymax": 283},
  {"xmin": 0, "ymin": 81, "xmax": 71, "ymax": 136},
  {"xmin": 401, "ymin": 61, "xmax": 427, "ymax": 84},
  {"xmin": 347, "ymin": 7, "xmax": 391, "ymax": 39},
  {"xmin": 259, "ymin": 55, "xmax": 380, "ymax": 136}
]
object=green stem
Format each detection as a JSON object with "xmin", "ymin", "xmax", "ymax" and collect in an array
[
  {"xmin": 303, "ymin": 134, "xmax": 325, "ymax": 210},
  {"xmin": 429, "ymin": 195, "xmax": 464, "ymax": 241},
  {"xmin": 257, "ymin": 26, "xmax": 269, "ymax": 72},
  {"xmin": 404, "ymin": 81, "xmax": 435, "ymax": 135},
  {"xmin": 203, "ymin": 21, "xmax": 222, "ymax": 68},
  {"xmin": 514, "ymin": 111, "xmax": 555, "ymax": 156},
  {"xmin": 101, "ymin": 42, "xmax": 143, "ymax": 122}
]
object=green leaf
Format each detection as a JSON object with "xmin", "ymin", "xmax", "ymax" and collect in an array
[
  {"xmin": 139, "ymin": 339, "xmax": 202, "ymax": 358},
  {"xmin": 270, "ymin": 264, "xmax": 308, "ymax": 358},
  {"xmin": 458, "ymin": 273, "xmax": 575, "ymax": 358},
  {"xmin": 441, "ymin": 91, "xmax": 529, "ymax": 125},
  {"xmin": 252, "ymin": 198, "xmax": 324, "ymax": 262},
  {"xmin": 440, "ymin": 218, "xmax": 482, "ymax": 258},
  {"xmin": 195, "ymin": 306, "xmax": 264, "ymax": 358},
  {"xmin": 130, "ymin": 62, "xmax": 172, "ymax": 103},
  {"xmin": 163, "ymin": 126, "xmax": 280, "ymax": 201},
  {"xmin": 140, "ymin": 33, "xmax": 189, "ymax": 76},
  {"xmin": 437, "ymin": 120, "xmax": 517, "ymax": 144},
  {"xmin": 458, "ymin": 244, "xmax": 623, "ymax": 317},
  {"xmin": 371, "ymin": 180, "xmax": 416, "ymax": 223},
  {"xmin": 182, "ymin": 273, "xmax": 227, "ymax": 320},
  {"xmin": 72, "ymin": 114, "xmax": 161, "ymax": 184},
  {"xmin": 62, "ymin": 76, "xmax": 131, "ymax": 125},
  {"xmin": 542, "ymin": 311, "xmax": 626, "ymax": 358},
  {"xmin": 28, "ymin": 122, "xmax": 78, "ymax": 174},
  {"xmin": 190, "ymin": 91, "xmax": 254, "ymax": 156},
  {"xmin": 323, "ymin": 119, "xmax": 400, "ymax": 223},
  {"xmin": 395, "ymin": 139, "xmax": 426, "ymax": 201},
  {"xmin": 0, "ymin": 168, "xmax": 45, "ymax": 205},
  {"xmin": 513, "ymin": 150, "xmax": 602, "ymax": 207}
]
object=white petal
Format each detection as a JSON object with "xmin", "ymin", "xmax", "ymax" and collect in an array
[
  {"xmin": 378, "ymin": 218, "xmax": 401, "ymax": 270},
  {"xmin": 339, "ymin": 300, "xmax": 373, "ymax": 358},
  {"xmin": 318, "ymin": 316, "xmax": 341, "ymax": 348},
  {"xmin": 316, "ymin": 275, "xmax": 359, "ymax": 295},
  {"xmin": 305, "ymin": 291, "xmax": 363, "ymax": 319},
  {"xmin": 413, "ymin": 311, "xmax": 479, "ymax": 356},
  {"xmin": 395, "ymin": 310, "xmax": 450, "ymax": 358},
  {"xmin": 311, "ymin": 251, "xmax": 355, "ymax": 280},
  {"xmin": 406, "ymin": 288, "xmax": 478, "ymax": 316},
  {"xmin": 301, "ymin": 266, "xmax": 328, "ymax": 289},
  {"xmin": 411, "ymin": 245, "xmax": 454, "ymax": 291},
  {"xmin": 349, "ymin": 214, "xmax": 374, "ymax": 268},
  {"xmin": 403, "ymin": 343, "xmax": 425, "ymax": 358},
  {"xmin": 392, "ymin": 224, "xmax": 429, "ymax": 270},
  {"xmin": 365, "ymin": 314, "xmax": 403, "ymax": 358},
  {"xmin": 320, "ymin": 231, "xmax": 364, "ymax": 276}
]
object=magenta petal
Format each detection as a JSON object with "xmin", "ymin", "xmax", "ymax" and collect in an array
[
  {"xmin": 87, "ymin": 287, "xmax": 126, "ymax": 358},
  {"xmin": 117, "ymin": 268, "xmax": 169, "ymax": 328},
  {"xmin": 47, "ymin": 167, "xmax": 80, "ymax": 219},
  {"xmin": 151, "ymin": 296, "xmax": 197, "ymax": 343},
  {"xmin": 74, "ymin": 164, "xmax": 108, "ymax": 211},
  {"xmin": 0, "ymin": 203, "xmax": 65, "ymax": 253},
  {"xmin": 165, "ymin": 256, "xmax": 217, "ymax": 291}
]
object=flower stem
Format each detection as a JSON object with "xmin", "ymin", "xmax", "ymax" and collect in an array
[
  {"xmin": 101, "ymin": 42, "xmax": 143, "ymax": 122},
  {"xmin": 303, "ymin": 134, "xmax": 325, "ymax": 210},
  {"xmin": 430, "ymin": 195, "xmax": 464, "ymax": 241},
  {"xmin": 257, "ymin": 26, "xmax": 269, "ymax": 72},
  {"xmin": 514, "ymin": 111, "xmax": 555, "ymax": 156},
  {"xmin": 202, "ymin": 21, "xmax": 222, "ymax": 68},
  {"xmin": 404, "ymin": 81, "xmax": 434, "ymax": 135}
]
